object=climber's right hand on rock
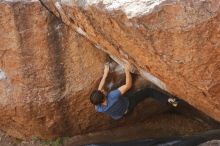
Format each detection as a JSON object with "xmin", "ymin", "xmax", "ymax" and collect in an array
[
  {"xmin": 124, "ymin": 62, "xmax": 132, "ymax": 72},
  {"xmin": 104, "ymin": 63, "xmax": 110, "ymax": 75}
]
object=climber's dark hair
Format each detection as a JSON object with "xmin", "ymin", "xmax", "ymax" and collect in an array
[{"xmin": 90, "ymin": 90, "xmax": 105, "ymax": 105}]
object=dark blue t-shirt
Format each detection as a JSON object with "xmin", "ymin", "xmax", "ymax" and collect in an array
[{"xmin": 96, "ymin": 89, "xmax": 129, "ymax": 120}]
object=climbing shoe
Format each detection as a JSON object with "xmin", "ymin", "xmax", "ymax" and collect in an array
[{"xmin": 168, "ymin": 97, "xmax": 178, "ymax": 107}]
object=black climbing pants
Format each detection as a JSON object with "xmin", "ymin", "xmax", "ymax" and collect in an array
[{"xmin": 126, "ymin": 87, "xmax": 172, "ymax": 114}]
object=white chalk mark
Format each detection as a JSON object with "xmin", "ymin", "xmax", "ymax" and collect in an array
[
  {"xmin": 76, "ymin": 27, "xmax": 88, "ymax": 37},
  {"xmin": 0, "ymin": 69, "xmax": 7, "ymax": 80},
  {"xmin": 55, "ymin": 1, "xmax": 62, "ymax": 9},
  {"xmin": 140, "ymin": 69, "xmax": 167, "ymax": 90},
  {"xmin": 95, "ymin": 44, "xmax": 109, "ymax": 54},
  {"xmin": 114, "ymin": 64, "xmax": 124, "ymax": 74},
  {"xmin": 109, "ymin": 55, "xmax": 125, "ymax": 67}
]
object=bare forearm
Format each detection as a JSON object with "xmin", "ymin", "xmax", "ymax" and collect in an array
[
  {"xmin": 98, "ymin": 74, "xmax": 108, "ymax": 90},
  {"xmin": 125, "ymin": 70, "xmax": 132, "ymax": 88},
  {"xmin": 98, "ymin": 63, "xmax": 109, "ymax": 90},
  {"xmin": 118, "ymin": 68, "xmax": 132, "ymax": 95}
]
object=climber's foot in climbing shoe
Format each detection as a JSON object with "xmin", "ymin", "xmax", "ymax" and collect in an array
[{"xmin": 168, "ymin": 97, "xmax": 178, "ymax": 107}]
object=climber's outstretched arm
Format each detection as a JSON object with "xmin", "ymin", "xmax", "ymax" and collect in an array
[
  {"xmin": 118, "ymin": 63, "xmax": 132, "ymax": 95},
  {"xmin": 98, "ymin": 64, "xmax": 109, "ymax": 91}
]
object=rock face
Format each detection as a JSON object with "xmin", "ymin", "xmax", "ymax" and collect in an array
[
  {"xmin": 0, "ymin": 0, "xmax": 219, "ymax": 140},
  {"xmin": 41, "ymin": 0, "xmax": 220, "ymax": 120},
  {"xmin": 0, "ymin": 1, "xmax": 107, "ymax": 139}
]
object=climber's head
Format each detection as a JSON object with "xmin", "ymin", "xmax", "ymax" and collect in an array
[{"xmin": 90, "ymin": 90, "xmax": 105, "ymax": 105}]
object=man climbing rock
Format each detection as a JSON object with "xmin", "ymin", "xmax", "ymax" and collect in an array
[{"xmin": 90, "ymin": 62, "xmax": 178, "ymax": 120}]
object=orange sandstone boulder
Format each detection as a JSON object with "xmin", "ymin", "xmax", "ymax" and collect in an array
[
  {"xmin": 0, "ymin": 0, "xmax": 219, "ymax": 140},
  {"xmin": 41, "ymin": 0, "xmax": 220, "ymax": 122}
]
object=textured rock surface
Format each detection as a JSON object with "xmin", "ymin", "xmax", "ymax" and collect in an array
[
  {"xmin": 0, "ymin": 1, "xmax": 107, "ymax": 139},
  {"xmin": 0, "ymin": 0, "xmax": 219, "ymax": 140},
  {"xmin": 41, "ymin": 0, "xmax": 220, "ymax": 121}
]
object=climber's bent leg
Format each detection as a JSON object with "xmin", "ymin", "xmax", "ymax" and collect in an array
[{"xmin": 126, "ymin": 87, "xmax": 174, "ymax": 114}]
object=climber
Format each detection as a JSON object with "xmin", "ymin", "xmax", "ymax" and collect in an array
[{"xmin": 90, "ymin": 62, "xmax": 178, "ymax": 120}]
